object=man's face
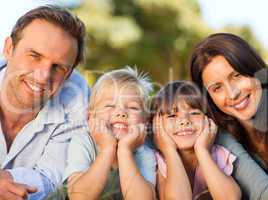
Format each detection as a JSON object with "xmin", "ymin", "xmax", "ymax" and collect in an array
[{"xmin": 3, "ymin": 19, "xmax": 78, "ymax": 111}]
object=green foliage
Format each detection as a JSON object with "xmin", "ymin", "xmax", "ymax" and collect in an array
[{"xmin": 72, "ymin": 0, "xmax": 267, "ymax": 88}]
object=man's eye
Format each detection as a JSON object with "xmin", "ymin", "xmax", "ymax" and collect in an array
[
  {"xmin": 233, "ymin": 72, "xmax": 242, "ymax": 79},
  {"xmin": 52, "ymin": 64, "xmax": 69, "ymax": 74},
  {"xmin": 29, "ymin": 54, "xmax": 40, "ymax": 60}
]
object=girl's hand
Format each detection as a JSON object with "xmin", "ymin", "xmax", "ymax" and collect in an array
[
  {"xmin": 194, "ymin": 116, "xmax": 217, "ymax": 152},
  {"xmin": 153, "ymin": 114, "xmax": 177, "ymax": 154},
  {"xmin": 118, "ymin": 123, "xmax": 146, "ymax": 152},
  {"xmin": 88, "ymin": 111, "xmax": 117, "ymax": 152}
]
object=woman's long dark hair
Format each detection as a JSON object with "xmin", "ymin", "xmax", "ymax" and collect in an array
[{"xmin": 190, "ymin": 33, "xmax": 268, "ymax": 168}]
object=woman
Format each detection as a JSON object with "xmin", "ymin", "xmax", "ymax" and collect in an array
[{"xmin": 190, "ymin": 32, "xmax": 268, "ymax": 199}]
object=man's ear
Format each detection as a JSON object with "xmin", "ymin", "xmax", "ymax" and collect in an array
[{"xmin": 3, "ymin": 37, "xmax": 14, "ymax": 60}]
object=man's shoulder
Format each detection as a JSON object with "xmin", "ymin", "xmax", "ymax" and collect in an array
[{"xmin": 58, "ymin": 70, "xmax": 90, "ymax": 116}]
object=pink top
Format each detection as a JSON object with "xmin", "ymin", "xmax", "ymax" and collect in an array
[{"xmin": 155, "ymin": 145, "xmax": 236, "ymax": 200}]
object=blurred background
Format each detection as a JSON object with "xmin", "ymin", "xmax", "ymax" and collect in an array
[{"xmin": 1, "ymin": 0, "xmax": 268, "ymax": 89}]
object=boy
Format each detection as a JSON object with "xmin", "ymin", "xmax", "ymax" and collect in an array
[{"xmin": 64, "ymin": 67, "xmax": 156, "ymax": 200}]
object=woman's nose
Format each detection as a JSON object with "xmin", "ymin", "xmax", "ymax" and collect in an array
[{"xmin": 226, "ymin": 83, "xmax": 241, "ymax": 100}]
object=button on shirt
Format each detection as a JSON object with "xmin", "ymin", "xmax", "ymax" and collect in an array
[{"xmin": 0, "ymin": 65, "xmax": 90, "ymax": 200}]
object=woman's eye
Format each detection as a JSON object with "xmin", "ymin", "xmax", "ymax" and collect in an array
[
  {"xmin": 212, "ymin": 85, "xmax": 222, "ymax": 93},
  {"xmin": 233, "ymin": 72, "xmax": 242, "ymax": 79},
  {"xmin": 167, "ymin": 114, "xmax": 176, "ymax": 118}
]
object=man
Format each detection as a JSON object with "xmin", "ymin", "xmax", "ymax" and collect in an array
[{"xmin": 0, "ymin": 5, "xmax": 89, "ymax": 200}]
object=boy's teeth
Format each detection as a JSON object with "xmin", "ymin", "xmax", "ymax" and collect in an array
[{"xmin": 113, "ymin": 123, "xmax": 127, "ymax": 129}]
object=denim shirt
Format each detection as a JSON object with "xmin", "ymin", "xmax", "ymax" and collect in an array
[
  {"xmin": 63, "ymin": 131, "xmax": 157, "ymax": 197},
  {"xmin": 216, "ymin": 131, "xmax": 268, "ymax": 200},
  {"xmin": 0, "ymin": 66, "xmax": 90, "ymax": 200}
]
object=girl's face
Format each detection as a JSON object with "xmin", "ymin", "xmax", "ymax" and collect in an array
[
  {"xmin": 160, "ymin": 100, "xmax": 205, "ymax": 150},
  {"xmin": 92, "ymin": 83, "xmax": 145, "ymax": 140},
  {"xmin": 202, "ymin": 55, "xmax": 262, "ymax": 121}
]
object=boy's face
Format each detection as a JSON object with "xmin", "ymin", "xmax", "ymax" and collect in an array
[
  {"xmin": 161, "ymin": 100, "xmax": 205, "ymax": 150},
  {"xmin": 92, "ymin": 83, "xmax": 146, "ymax": 140}
]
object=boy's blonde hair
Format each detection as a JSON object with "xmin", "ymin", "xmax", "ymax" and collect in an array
[{"xmin": 89, "ymin": 66, "xmax": 153, "ymax": 111}]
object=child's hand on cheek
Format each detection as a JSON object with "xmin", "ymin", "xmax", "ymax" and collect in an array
[
  {"xmin": 118, "ymin": 123, "xmax": 146, "ymax": 152},
  {"xmin": 88, "ymin": 112, "xmax": 117, "ymax": 153},
  {"xmin": 153, "ymin": 114, "xmax": 177, "ymax": 155},
  {"xmin": 194, "ymin": 117, "xmax": 217, "ymax": 153}
]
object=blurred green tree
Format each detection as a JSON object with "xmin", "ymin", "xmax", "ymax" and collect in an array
[{"xmin": 72, "ymin": 0, "xmax": 267, "ymax": 88}]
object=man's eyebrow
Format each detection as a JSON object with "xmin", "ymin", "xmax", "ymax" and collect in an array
[
  {"xmin": 27, "ymin": 48, "xmax": 42, "ymax": 56},
  {"xmin": 27, "ymin": 48, "xmax": 72, "ymax": 69}
]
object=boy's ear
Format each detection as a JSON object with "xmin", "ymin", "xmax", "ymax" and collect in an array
[
  {"xmin": 88, "ymin": 110, "xmax": 95, "ymax": 119},
  {"xmin": 3, "ymin": 37, "xmax": 14, "ymax": 60}
]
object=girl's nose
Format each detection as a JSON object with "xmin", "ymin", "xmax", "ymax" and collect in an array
[{"xmin": 177, "ymin": 118, "xmax": 192, "ymax": 127}]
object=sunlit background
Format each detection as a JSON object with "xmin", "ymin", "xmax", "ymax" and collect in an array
[{"xmin": 1, "ymin": 0, "xmax": 268, "ymax": 88}]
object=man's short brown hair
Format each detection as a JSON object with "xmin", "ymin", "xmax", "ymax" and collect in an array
[{"xmin": 10, "ymin": 5, "xmax": 86, "ymax": 68}]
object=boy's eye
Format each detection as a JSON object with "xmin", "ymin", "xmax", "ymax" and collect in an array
[
  {"xmin": 128, "ymin": 106, "xmax": 140, "ymax": 110},
  {"xmin": 105, "ymin": 104, "xmax": 115, "ymax": 108}
]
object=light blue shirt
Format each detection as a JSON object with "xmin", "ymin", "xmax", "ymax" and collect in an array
[
  {"xmin": 64, "ymin": 131, "xmax": 157, "ymax": 186},
  {"xmin": 0, "ymin": 65, "xmax": 90, "ymax": 200}
]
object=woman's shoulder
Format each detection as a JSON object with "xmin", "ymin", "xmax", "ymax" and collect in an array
[{"xmin": 215, "ymin": 130, "xmax": 247, "ymax": 156}]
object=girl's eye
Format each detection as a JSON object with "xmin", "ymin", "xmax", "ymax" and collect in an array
[
  {"xmin": 167, "ymin": 114, "xmax": 176, "ymax": 118},
  {"xmin": 190, "ymin": 111, "xmax": 201, "ymax": 115}
]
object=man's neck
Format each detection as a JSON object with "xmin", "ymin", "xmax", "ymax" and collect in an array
[{"xmin": 0, "ymin": 93, "xmax": 40, "ymax": 150}]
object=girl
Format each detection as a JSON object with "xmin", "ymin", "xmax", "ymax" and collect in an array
[{"xmin": 151, "ymin": 81, "xmax": 241, "ymax": 200}]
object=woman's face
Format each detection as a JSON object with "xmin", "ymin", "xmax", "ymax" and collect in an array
[{"xmin": 202, "ymin": 55, "xmax": 262, "ymax": 121}]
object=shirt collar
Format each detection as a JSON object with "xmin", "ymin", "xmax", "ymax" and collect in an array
[{"xmin": 0, "ymin": 64, "xmax": 66, "ymax": 126}]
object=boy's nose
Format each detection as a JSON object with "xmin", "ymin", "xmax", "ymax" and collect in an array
[{"xmin": 115, "ymin": 108, "xmax": 128, "ymax": 119}]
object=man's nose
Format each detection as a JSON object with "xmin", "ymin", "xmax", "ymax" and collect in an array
[{"xmin": 33, "ymin": 64, "xmax": 53, "ymax": 84}]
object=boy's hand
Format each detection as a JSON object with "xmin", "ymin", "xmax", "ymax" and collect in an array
[
  {"xmin": 153, "ymin": 114, "xmax": 177, "ymax": 154},
  {"xmin": 118, "ymin": 123, "xmax": 146, "ymax": 152},
  {"xmin": 88, "ymin": 112, "xmax": 117, "ymax": 152},
  {"xmin": 194, "ymin": 117, "xmax": 217, "ymax": 153}
]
